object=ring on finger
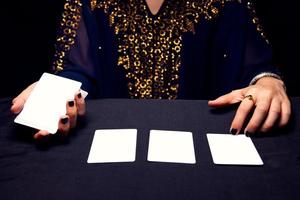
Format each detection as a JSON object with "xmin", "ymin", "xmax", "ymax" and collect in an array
[{"xmin": 243, "ymin": 94, "xmax": 255, "ymax": 104}]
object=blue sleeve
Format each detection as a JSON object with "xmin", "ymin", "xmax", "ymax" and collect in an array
[
  {"xmin": 52, "ymin": 0, "xmax": 99, "ymax": 98},
  {"xmin": 200, "ymin": 1, "xmax": 281, "ymax": 97},
  {"xmin": 240, "ymin": 1, "xmax": 280, "ymax": 85}
]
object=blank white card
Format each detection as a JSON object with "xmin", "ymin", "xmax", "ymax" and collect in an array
[
  {"xmin": 14, "ymin": 73, "xmax": 82, "ymax": 134},
  {"xmin": 207, "ymin": 133, "xmax": 263, "ymax": 165},
  {"xmin": 87, "ymin": 129, "xmax": 137, "ymax": 163},
  {"xmin": 147, "ymin": 130, "xmax": 196, "ymax": 164}
]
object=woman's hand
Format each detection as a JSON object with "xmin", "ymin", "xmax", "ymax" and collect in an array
[
  {"xmin": 208, "ymin": 77, "xmax": 291, "ymax": 136},
  {"xmin": 10, "ymin": 82, "xmax": 86, "ymax": 140}
]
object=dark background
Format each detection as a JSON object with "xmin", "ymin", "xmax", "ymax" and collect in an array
[{"xmin": 1, "ymin": 0, "xmax": 299, "ymax": 98}]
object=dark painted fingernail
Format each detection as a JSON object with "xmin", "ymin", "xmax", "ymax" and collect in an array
[
  {"xmin": 230, "ymin": 128, "xmax": 237, "ymax": 135},
  {"xmin": 77, "ymin": 92, "xmax": 82, "ymax": 99},
  {"xmin": 245, "ymin": 131, "xmax": 252, "ymax": 137},
  {"xmin": 68, "ymin": 100, "xmax": 74, "ymax": 107},
  {"xmin": 61, "ymin": 117, "xmax": 69, "ymax": 125}
]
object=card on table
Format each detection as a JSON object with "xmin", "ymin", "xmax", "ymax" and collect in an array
[
  {"xmin": 206, "ymin": 133, "xmax": 263, "ymax": 165},
  {"xmin": 147, "ymin": 130, "xmax": 196, "ymax": 164},
  {"xmin": 87, "ymin": 129, "xmax": 138, "ymax": 163},
  {"xmin": 14, "ymin": 73, "xmax": 86, "ymax": 134}
]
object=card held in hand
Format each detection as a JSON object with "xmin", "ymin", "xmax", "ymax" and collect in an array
[{"xmin": 14, "ymin": 73, "xmax": 83, "ymax": 134}]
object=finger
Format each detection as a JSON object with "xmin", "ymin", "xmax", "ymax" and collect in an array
[
  {"xmin": 208, "ymin": 89, "xmax": 245, "ymax": 107},
  {"xmin": 230, "ymin": 96, "xmax": 255, "ymax": 134},
  {"xmin": 10, "ymin": 97, "xmax": 26, "ymax": 114},
  {"xmin": 11, "ymin": 83, "xmax": 37, "ymax": 114},
  {"xmin": 66, "ymin": 100, "xmax": 77, "ymax": 129},
  {"xmin": 58, "ymin": 115, "xmax": 70, "ymax": 136},
  {"xmin": 278, "ymin": 99, "xmax": 291, "ymax": 127},
  {"xmin": 75, "ymin": 92, "xmax": 86, "ymax": 116},
  {"xmin": 245, "ymin": 97, "xmax": 271, "ymax": 135},
  {"xmin": 260, "ymin": 99, "xmax": 281, "ymax": 132},
  {"xmin": 33, "ymin": 130, "xmax": 50, "ymax": 140}
]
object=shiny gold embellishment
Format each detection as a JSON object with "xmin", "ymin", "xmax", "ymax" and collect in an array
[
  {"xmin": 246, "ymin": 0, "xmax": 270, "ymax": 44},
  {"xmin": 93, "ymin": 0, "xmax": 229, "ymax": 99},
  {"xmin": 90, "ymin": 0, "xmax": 97, "ymax": 10},
  {"xmin": 53, "ymin": 0, "xmax": 82, "ymax": 72},
  {"xmin": 53, "ymin": 0, "xmax": 267, "ymax": 98}
]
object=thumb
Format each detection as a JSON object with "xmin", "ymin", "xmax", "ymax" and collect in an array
[{"xmin": 208, "ymin": 89, "xmax": 245, "ymax": 108}]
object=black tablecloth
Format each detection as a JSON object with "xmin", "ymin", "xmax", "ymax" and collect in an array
[{"xmin": 0, "ymin": 98, "xmax": 300, "ymax": 200}]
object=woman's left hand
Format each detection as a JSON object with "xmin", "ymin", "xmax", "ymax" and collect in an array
[{"xmin": 208, "ymin": 77, "xmax": 291, "ymax": 136}]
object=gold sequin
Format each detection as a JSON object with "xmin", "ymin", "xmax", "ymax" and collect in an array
[
  {"xmin": 93, "ymin": 0, "xmax": 230, "ymax": 99},
  {"xmin": 246, "ymin": 1, "xmax": 270, "ymax": 44},
  {"xmin": 53, "ymin": 0, "xmax": 268, "ymax": 98},
  {"xmin": 53, "ymin": 0, "xmax": 82, "ymax": 72}
]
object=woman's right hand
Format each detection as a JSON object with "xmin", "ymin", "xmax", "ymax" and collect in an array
[{"xmin": 10, "ymin": 82, "xmax": 86, "ymax": 140}]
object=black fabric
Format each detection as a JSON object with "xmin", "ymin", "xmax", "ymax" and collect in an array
[{"xmin": 0, "ymin": 98, "xmax": 300, "ymax": 200}]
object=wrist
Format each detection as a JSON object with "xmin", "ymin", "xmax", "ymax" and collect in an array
[
  {"xmin": 255, "ymin": 77, "xmax": 286, "ymax": 91},
  {"xmin": 250, "ymin": 72, "xmax": 286, "ymax": 91}
]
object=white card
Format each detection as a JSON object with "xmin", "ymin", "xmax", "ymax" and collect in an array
[
  {"xmin": 207, "ymin": 133, "xmax": 263, "ymax": 165},
  {"xmin": 80, "ymin": 89, "xmax": 88, "ymax": 99},
  {"xmin": 14, "ymin": 73, "xmax": 82, "ymax": 134},
  {"xmin": 87, "ymin": 129, "xmax": 137, "ymax": 163},
  {"xmin": 147, "ymin": 130, "xmax": 196, "ymax": 164}
]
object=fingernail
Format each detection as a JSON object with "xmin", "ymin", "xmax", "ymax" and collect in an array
[
  {"xmin": 68, "ymin": 100, "xmax": 74, "ymax": 107},
  {"xmin": 77, "ymin": 92, "xmax": 82, "ymax": 99},
  {"xmin": 245, "ymin": 131, "xmax": 252, "ymax": 137},
  {"xmin": 61, "ymin": 117, "xmax": 69, "ymax": 125},
  {"xmin": 230, "ymin": 128, "xmax": 238, "ymax": 135}
]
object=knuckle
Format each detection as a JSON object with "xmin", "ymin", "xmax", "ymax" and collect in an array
[
  {"xmin": 269, "ymin": 108, "xmax": 281, "ymax": 116},
  {"xmin": 256, "ymin": 106, "xmax": 269, "ymax": 114},
  {"xmin": 283, "ymin": 110, "xmax": 290, "ymax": 118},
  {"xmin": 248, "ymin": 87, "xmax": 257, "ymax": 94},
  {"xmin": 237, "ymin": 105, "xmax": 250, "ymax": 114},
  {"xmin": 283, "ymin": 102, "xmax": 292, "ymax": 113},
  {"xmin": 284, "ymin": 111, "xmax": 292, "ymax": 117},
  {"xmin": 263, "ymin": 89, "xmax": 274, "ymax": 97}
]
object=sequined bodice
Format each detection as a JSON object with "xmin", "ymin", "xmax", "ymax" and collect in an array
[
  {"xmin": 93, "ymin": 0, "xmax": 225, "ymax": 99},
  {"xmin": 54, "ymin": 0, "xmax": 269, "ymax": 99}
]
